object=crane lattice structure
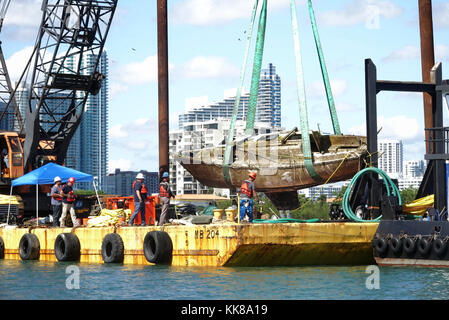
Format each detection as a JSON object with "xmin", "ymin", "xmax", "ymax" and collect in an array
[{"xmin": 4, "ymin": 0, "xmax": 117, "ymax": 170}]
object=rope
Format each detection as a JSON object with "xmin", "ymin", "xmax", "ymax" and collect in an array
[
  {"xmin": 223, "ymin": 0, "xmax": 260, "ymax": 183},
  {"xmin": 290, "ymin": 0, "xmax": 321, "ymax": 182}
]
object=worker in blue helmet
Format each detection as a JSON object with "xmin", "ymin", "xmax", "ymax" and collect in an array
[{"xmin": 159, "ymin": 172, "xmax": 175, "ymax": 226}]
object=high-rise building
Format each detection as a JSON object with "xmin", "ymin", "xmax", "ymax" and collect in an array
[
  {"xmin": 178, "ymin": 63, "xmax": 281, "ymax": 129},
  {"xmin": 403, "ymin": 160, "xmax": 426, "ymax": 178},
  {"xmin": 104, "ymin": 169, "xmax": 159, "ymax": 196},
  {"xmin": 65, "ymin": 51, "xmax": 109, "ymax": 190},
  {"xmin": 378, "ymin": 140, "xmax": 403, "ymax": 179},
  {"xmin": 170, "ymin": 119, "xmax": 282, "ymax": 196}
]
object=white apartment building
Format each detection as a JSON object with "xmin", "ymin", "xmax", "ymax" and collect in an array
[
  {"xmin": 378, "ymin": 140, "xmax": 403, "ymax": 179},
  {"xmin": 403, "ymin": 160, "xmax": 426, "ymax": 178},
  {"xmin": 298, "ymin": 182, "xmax": 350, "ymax": 200},
  {"xmin": 170, "ymin": 119, "xmax": 281, "ymax": 196}
]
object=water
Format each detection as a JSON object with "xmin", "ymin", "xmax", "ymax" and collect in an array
[{"xmin": 1, "ymin": 260, "xmax": 449, "ymax": 300}]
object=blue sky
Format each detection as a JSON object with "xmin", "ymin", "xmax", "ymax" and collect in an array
[{"xmin": 3, "ymin": 0, "xmax": 449, "ymax": 173}]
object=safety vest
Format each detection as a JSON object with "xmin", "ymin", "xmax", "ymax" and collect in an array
[
  {"xmin": 132, "ymin": 181, "xmax": 148, "ymax": 194},
  {"xmin": 159, "ymin": 182, "xmax": 170, "ymax": 198},
  {"xmin": 52, "ymin": 185, "xmax": 63, "ymax": 201},
  {"xmin": 240, "ymin": 180, "xmax": 253, "ymax": 198}
]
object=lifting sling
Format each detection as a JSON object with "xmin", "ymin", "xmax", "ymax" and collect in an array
[{"xmin": 223, "ymin": 0, "xmax": 337, "ymax": 183}]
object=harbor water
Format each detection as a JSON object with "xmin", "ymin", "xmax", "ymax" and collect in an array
[{"xmin": 1, "ymin": 260, "xmax": 449, "ymax": 300}]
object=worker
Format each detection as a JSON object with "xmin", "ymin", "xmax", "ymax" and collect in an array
[
  {"xmin": 50, "ymin": 176, "xmax": 63, "ymax": 227},
  {"xmin": 129, "ymin": 173, "xmax": 148, "ymax": 226},
  {"xmin": 158, "ymin": 172, "xmax": 175, "ymax": 226},
  {"xmin": 60, "ymin": 177, "xmax": 78, "ymax": 227},
  {"xmin": 239, "ymin": 172, "xmax": 259, "ymax": 223}
]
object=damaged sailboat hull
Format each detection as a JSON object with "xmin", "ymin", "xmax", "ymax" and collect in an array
[{"xmin": 176, "ymin": 131, "xmax": 368, "ymax": 210}]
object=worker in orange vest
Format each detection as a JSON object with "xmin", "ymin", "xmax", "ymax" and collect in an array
[
  {"xmin": 129, "ymin": 173, "xmax": 148, "ymax": 226},
  {"xmin": 240, "ymin": 172, "xmax": 259, "ymax": 223},
  {"xmin": 159, "ymin": 172, "xmax": 175, "ymax": 226}
]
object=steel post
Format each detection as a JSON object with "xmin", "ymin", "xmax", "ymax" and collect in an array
[
  {"xmin": 419, "ymin": 0, "xmax": 435, "ymax": 152},
  {"xmin": 157, "ymin": 0, "xmax": 169, "ymax": 178}
]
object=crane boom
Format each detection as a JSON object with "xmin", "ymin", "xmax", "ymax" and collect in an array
[{"xmin": 11, "ymin": 0, "xmax": 118, "ymax": 170}]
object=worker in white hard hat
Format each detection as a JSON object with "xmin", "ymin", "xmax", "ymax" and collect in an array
[
  {"xmin": 50, "ymin": 176, "xmax": 63, "ymax": 227},
  {"xmin": 129, "ymin": 173, "xmax": 148, "ymax": 226}
]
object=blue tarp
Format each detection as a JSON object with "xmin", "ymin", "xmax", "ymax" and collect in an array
[{"xmin": 11, "ymin": 162, "xmax": 93, "ymax": 187}]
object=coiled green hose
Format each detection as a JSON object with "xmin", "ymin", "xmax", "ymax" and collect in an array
[{"xmin": 342, "ymin": 167, "xmax": 402, "ymax": 223}]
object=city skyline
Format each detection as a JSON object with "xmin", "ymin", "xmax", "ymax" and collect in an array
[{"xmin": 2, "ymin": 0, "xmax": 448, "ymax": 174}]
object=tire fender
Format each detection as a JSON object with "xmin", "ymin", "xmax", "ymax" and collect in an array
[
  {"xmin": 418, "ymin": 237, "xmax": 432, "ymax": 257},
  {"xmin": 404, "ymin": 237, "xmax": 416, "ymax": 255},
  {"xmin": 54, "ymin": 233, "xmax": 81, "ymax": 262},
  {"xmin": 143, "ymin": 231, "xmax": 173, "ymax": 264},
  {"xmin": 433, "ymin": 238, "xmax": 447, "ymax": 257},
  {"xmin": 101, "ymin": 233, "xmax": 124, "ymax": 263},
  {"xmin": 19, "ymin": 233, "xmax": 40, "ymax": 260},
  {"xmin": 372, "ymin": 237, "xmax": 388, "ymax": 255},
  {"xmin": 389, "ymin": 237, "xmax": 403, "ymax": 255}
]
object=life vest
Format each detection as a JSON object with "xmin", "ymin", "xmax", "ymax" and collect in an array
[
  {"xmin": 132, "ymin": 181, "xmax": 148, "ymax": 194},
  {"xmin": 53, "ymin": 185, "xmax": 63, "ymax": 201},
  {"xmin": 240, "ymin": 180, "xmax": 253, "ymax": 198},
  {"xmin": 66, "ymin": 190, "xmax": 76, "ymax": 203},
  {"xmin": 159, "ymin": 182, "xmax": 170, "ymax": 198}
]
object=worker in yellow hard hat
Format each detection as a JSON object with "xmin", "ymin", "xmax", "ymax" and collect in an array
[{"xmin": 239, "ymin": 172, "xmax": 258, "ymax": 223}]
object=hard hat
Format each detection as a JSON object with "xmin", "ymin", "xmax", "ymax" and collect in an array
[
  {"xmin": 54, "ymin": 176, "xmax": 61, "ymax": 183},
  {"xmin": 68, "ymin": 177, "xmax": 75, "ymax": 183},
  {"xmin": 136, "ymin": 173, "xmax": 145, "ymax": 179},
  {"xmin": 249, "ymin": 172, "xmax": 257, "ymax": 179},
  {"xmin": 162, "ymin": 172, "xmax": 169, "ymax": 178}
]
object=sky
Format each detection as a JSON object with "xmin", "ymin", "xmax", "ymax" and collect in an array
[{"xmin": 2, "ymin": 0, "xmax": 449, "ymax": 173}]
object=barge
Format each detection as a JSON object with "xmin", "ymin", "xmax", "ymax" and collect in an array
[{"xmin": 0, "ymin": 222, "xmax": 378, "ymax": 267}]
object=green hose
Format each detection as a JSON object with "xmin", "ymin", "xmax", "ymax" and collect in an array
[
  {"xmin": 253, "ymin": 218, "xmax": 319, "ymax": 224},
  {"xmin": 342, "ymin": 167, "xmax": 402, "ymax": 223}
]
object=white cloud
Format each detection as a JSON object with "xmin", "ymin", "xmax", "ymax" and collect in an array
[
  {"xmin": 178, "ymin": 56, "xmax": 239, "ymax": 79},
  {"xmin": 383, "ymin": 44, "xmax": 449, "ymax": 63},
  {"xmin": 383, "ymin": 45, "xmax": 420, "ymax": 62},
  {"xmin": 435, "ymin": 2, "xmax": 449, "ymax": 28},
  {"xmin": 348, "ymin": 115, "xmax": 422, "ymax": 142},
  {"xmin": 108, "ymin": 159, "xmax": 133, "ymax": 173},
  {"xmin": 109, "ymin": 124, "xmax": 129, "ymax": 139},
  {"xmin": 170, "ymin": 0, "xmax": 297, "ymax": 26},
  {"xmin": 109, "ymin": 83, "xmax": 129, "ymax": 98},
  {"xmin": 114, "ymin": 55, "xmax": 159, "ymax": 86},
  {"xmin": 309, "ymin": 79, "xmax": 348, "ymax": 98},
  {"xmin": 3, "ymin": 0, "xmax": 41, "ymax": 27},
  {"xmin": 5, "ymin": 46, "xmax": 35, "ymax": 83},
  {"xmin": 320, "ymin": 0, "xmax": 402, "ymax": 27}
]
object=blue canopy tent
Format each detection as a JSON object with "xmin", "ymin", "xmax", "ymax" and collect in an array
[{"xmin": 7, "ymin": 163, "xmax": 101, "ymax": 226}]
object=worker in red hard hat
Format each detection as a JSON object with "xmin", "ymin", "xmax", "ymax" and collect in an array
[
  {"xmin": 60, "ymin": 177, "xmax": 78, "ymax": 227},
  {"xmin": 239, "ymin": 172, "xmax": 259, "ymax": 223}
]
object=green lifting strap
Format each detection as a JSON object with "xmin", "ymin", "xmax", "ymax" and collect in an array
[
  {"xmin": 307, "ymin": 0, "xmax": 341, "ymax": 135},
  {"xmin": 245, "ymin": 0, "xmax": 267, "ymax": 136},
  {"xmin": 223, "ymin": 0, "xmax": 260, "ymax": 183},
  {"xmin": 290, "ymin": 0, "xmax": 321, "ymax": 182}
]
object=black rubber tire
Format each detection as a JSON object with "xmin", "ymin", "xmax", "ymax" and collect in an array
[
  {"xmin": 0, "ymin": 236, "xmax": 4, "ymax": 259},
  {"xmin": 418, "ymin": 237, "xmax": 432, "ymax": 257},
  {"xmin": 372, "ymin": 237, "xmax": 388, "ymax": 255},
  {"xmin": 101, "ymin": 233, "xmax": 124, "ymax": 263},
  {"xmin": 404, "ymin": 237, "xmax": 416, "ymax": 255},
  {"xmin": 54, "ymin": 233, "xmax": 81, "ymax": 262},
  {"xmin": 19, "ymin": 233, "xmax": 40, "ymax": 260},
  {"xmin": 433, "ymin": 238, "xmax": 447, "ymax": 257},
  {"xmin": 390, "ymin": 237, "xmax": 403, "ymax": 255},
  {"xmin": 143, "ymin": 231, "xmax": 173, "ymax": 264}
]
